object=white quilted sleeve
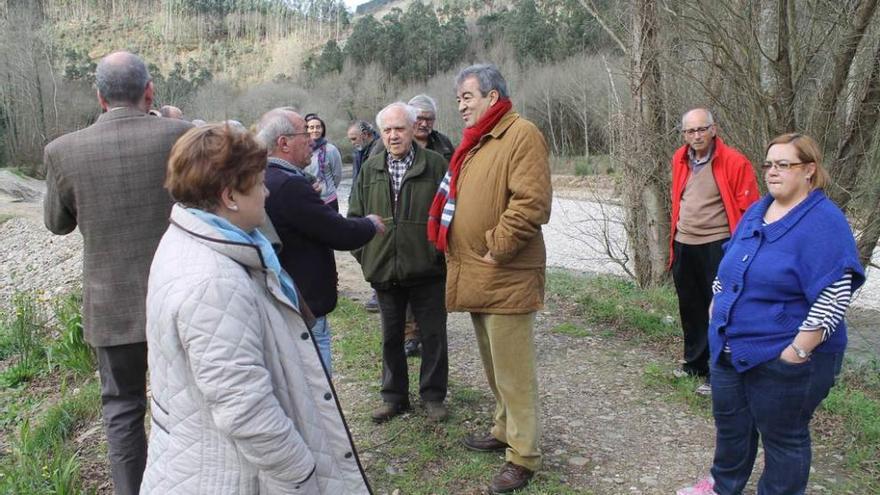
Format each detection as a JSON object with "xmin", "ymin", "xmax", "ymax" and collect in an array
[{"xmin": 177, "ymin": 276, "xmax": 316, "ymax": 492}]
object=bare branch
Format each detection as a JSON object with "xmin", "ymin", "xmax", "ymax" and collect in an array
[{"xmin": 578, "ymin": 0, "xmax": 629, "ymax": 56}]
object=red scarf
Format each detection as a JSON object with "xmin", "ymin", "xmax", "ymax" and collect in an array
[{"xmin": 427, "ymin": 98, "xmax": 513, "ymax": 252}]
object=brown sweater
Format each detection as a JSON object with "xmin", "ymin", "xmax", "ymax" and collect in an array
[{"xmin": 675, "ymin": 165, "xmax": 730, "ymax": 244}]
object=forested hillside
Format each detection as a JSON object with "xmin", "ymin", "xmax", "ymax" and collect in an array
[{"xmin": 0, "ymin": 0, "xmax": 622, "ymax": 172}]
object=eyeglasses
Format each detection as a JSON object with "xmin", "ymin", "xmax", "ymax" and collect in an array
[
  {"xmin": 306, "ymin": 125, "xmax": 323, "ymax": 131},
  {"xmin": 761, "ymin": 160, "xmax": 809, "ymax": 171},
  {"xmin": 416, "ymin": 116, "xmax": 435, "ymax": 123},
  {"xmin": 281, "ymin": 132, "xmax": 310, "ymax": 140},
  {"xmin": 682, "ymin": 125, "xmax": 713, "ymax": 136}
]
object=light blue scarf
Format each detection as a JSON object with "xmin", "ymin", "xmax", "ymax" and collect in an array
[{"xmin": 187, "ymin": 208, "xmax": 299, "ymax": 311}]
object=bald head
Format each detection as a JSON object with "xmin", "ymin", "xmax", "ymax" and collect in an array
[
  {"xmin": 160, "ymin": 105, "xmax": 183, "ymax": 119},
  {"xmin": 681, "ymin": 108, "xmax": 714, "ymax": 129},
  {"xmin": 95, "ymin": 51, "xmax": 152, "ymax": 110}
]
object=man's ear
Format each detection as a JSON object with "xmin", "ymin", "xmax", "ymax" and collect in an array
[
  {"xmin": 142, "ymin": 81, "xmax": 155, "ymax": 113},
  {"xmin": 488, "ymin": 89, "xmax": 500, "ymax": 106},
  {"xmin": 97, "ymin": 90, "xmax": 109, "ymax": 111}
]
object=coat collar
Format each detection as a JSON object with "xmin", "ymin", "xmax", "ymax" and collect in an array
[
  {"xmin": 95, "ymin": 106, "xmax": 149, "ymax": 124},
  {"xmin": 487, "ymin": 109, "xmax": 519, "ymax": 139},
  {"xmin": 740, "ymin": 189, "xmax": 827, "ymax": 242},
  {"xmin": 168, "ymin": 204, "xmax": 267, "ymax": 271}
]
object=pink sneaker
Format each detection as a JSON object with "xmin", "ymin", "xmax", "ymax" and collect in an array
[{"xmin": 676, "ymin": 476, "xmax": 717, "ymax": 495}]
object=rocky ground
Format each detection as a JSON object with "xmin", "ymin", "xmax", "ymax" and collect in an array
[{"xmin": 0, "ymin": 172, "xmax": 873, "ymax": 493}]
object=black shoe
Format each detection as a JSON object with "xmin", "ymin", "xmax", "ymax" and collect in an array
[
  {"xmin": 404, "ymin": 339, "xmax": 421, "ymax": 357},
  {"xmin": 364, "ymin": 293, "xmax": 380, "ymax": 313}
]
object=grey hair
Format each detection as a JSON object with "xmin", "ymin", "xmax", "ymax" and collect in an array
[
  {"xmin": 681, "ymin": 108, "xmax": 715, "ymax": 128},
  {"xmin": 408, "ymin": 94, "xmax": 438, "ymax": 115},
  {"xmin": 95, "ymin": 51, "xmax": 151, "ymax": 106},
  {"xmin": 349, "ymin": 119, "xmax": 375, "ymax": 136},
  {"xmin": 376, "ymin": 102, "xmax": 418, "ymax": 130},
  {"xmin": 454, "ymin": 64, "xmax": 509, "ymax": 99},
  {"xmin": 256, "ymin": 108, "xmax": 298, "ymax": 153}
]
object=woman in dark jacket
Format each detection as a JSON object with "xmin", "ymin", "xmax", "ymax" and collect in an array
[{"xmin": 678, "ymin": 133, "xmax": 865, "ymax": 495}]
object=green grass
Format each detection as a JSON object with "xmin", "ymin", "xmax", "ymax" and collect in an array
[
  {"xmin": 551, "ymin": 322, "xmax": 592, "ymax": 338},
  {"xmin": 0, "ymin": 380, "xmax": 100, "ymax": 494},
  {"xmin": 47, "ymin": 293, "xmax": 95, "ymax": 376},
  {"xmin": 0, "ymin": 292, "xmax": 49, "ymax": 387},
  {"xmin": 330, "ymin": 297, "xmax": 383, "ymax": 382},
  {"xmin": 546, "ymin": 270, "xmax": 679, "ymax": 343},
  {"xmin": 0, "ymin": 290, "xmax": 100, "ymax": 493},
  {"xmin": 642, "ymin": 362, "xmax": 711, "ymax": 415},
  {"xmin": 820, "ymin": 359, "xmax": 880, "ymax": 486}
]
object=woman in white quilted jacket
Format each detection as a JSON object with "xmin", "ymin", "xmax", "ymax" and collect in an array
[{"xmin": 140, "ymin": 124, "xmax": 371, "ymax": 494}]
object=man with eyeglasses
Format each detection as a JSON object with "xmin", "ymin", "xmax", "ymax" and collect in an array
[
  {"xmin": 669, "ymin": 108, "xmax": 759, "ymax": 396},
  {"xmin": 257, "ymin": 108, "xmax": 385, "ymax": 377},
  {"xmin": 409, "ymin": 94, "xmax": 456, "ymax": 162}
]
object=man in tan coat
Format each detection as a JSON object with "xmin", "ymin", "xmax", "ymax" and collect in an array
[
  {"xmin": 429, "ymin": 64, "xmax": 551, "ymax": 494},
  {"xmin": 43, "ymin": 51, "xmax": 191, "ymax": 494}
]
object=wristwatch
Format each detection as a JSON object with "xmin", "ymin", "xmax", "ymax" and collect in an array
[{"xmin": 790, "ymin": 343, "xmax": 811, "ymax": 360}]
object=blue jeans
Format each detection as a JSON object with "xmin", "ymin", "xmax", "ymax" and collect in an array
[
  {"xmin": 710, "ymin": 351, "xmax": 843, "ymax": 495},
  {"xmin": 312, "ymin": 316, "xmax": 332, "ymax": 377}
]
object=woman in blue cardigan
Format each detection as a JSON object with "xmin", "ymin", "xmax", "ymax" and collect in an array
[{"xmin": 679, "ymin": 133, "xmax": 865, "ymax": 495}]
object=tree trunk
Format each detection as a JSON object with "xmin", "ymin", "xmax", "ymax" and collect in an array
[
  {"xmin": 806, "ymin": 0, "xmax": 879, "ymax": 144},
  {"xmin": 829, "ymin": 41, "xmax": 880, "ymax": 209},
  {"xmin": 771, "ymin": 0, "xmax": 796, "ymax": 133},
  {"xmin": 625, "ymin": 0, "xmax": 669, "ymax": 287}
]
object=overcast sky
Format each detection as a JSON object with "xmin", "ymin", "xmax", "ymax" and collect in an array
[{"xmin": 343, "ymin": 0, "xmax": 368, "ymax": 10}]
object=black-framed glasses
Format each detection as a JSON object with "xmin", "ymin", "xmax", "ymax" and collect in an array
[
  {"xmin": 761, "ymin": 160, "xmax": 809, "ymax": 171},
  {"xmin": 682, "ymin": 125, "xmax": 713, "ymax": 136}
]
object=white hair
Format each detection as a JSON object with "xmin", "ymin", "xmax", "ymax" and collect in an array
[
  {"xmin": 408, "ymin": 94, "xmax": 438, "ymax": 115},
  {"xmin": 376, "ymin": 102, "xmax": 419, "ymax": 130}
]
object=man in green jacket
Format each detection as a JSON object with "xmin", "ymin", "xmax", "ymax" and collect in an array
[{"xmin": 349, "ymin": 102, "xmax": 449, "ymax": 423}]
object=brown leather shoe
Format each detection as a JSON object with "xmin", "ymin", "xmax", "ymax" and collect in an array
[
  {"xmin": 370, "ymin": 402, "xmax": 411, "ymax": 423},
  {"xmin": 489, "ymin": 462, "xmax": 534, "ymax": 493},
  {"xmin": 461, "ymin": 433, "xmax": 509, "ymax": 452}
]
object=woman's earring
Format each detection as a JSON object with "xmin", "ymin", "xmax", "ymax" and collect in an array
[{"xmin": 229, "ymin": 204, "xmax": 239, "ymax": 211}]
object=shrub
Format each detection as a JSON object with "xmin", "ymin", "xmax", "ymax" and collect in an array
[
  {"xmin": 47, "ymin": 293, "xmax": 94, "ymax": 376},
  {"xmin": 0, "ymin": 292, "xmax": 48, "ymax": 387}
]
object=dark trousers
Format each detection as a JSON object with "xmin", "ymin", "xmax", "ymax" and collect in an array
[
  {"xmin": 671, "ymin": 238, "xmax": 727, "ymax": 378},
  {"xmin": 710, "ymin": 351, "xmax": 842, "ymax": 495},
  {"xmin": 376, "ymin": 279, "xmax": 448, "ymax": 404},
  {"xmin": 96, "ymin": 342, "xmax": 148, "ymax": 495}
]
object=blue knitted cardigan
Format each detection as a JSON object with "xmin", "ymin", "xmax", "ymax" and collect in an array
[{"xmin": 709, "ymin": 189, "xmax": 865, "ymax": 372}]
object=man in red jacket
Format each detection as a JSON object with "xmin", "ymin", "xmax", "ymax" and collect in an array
[{"xmin": 669, "ymin": 108, "xmax": 759, "ymax": 395}]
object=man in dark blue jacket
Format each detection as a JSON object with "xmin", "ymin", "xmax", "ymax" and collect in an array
[{"xmin": 257, "ymin": 108, "xmax": 385, "ymax": 376}]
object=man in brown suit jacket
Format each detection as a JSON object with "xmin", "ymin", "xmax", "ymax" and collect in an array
[{"xmin": 43, "ymin": 51, "xmax": 191, "ymax": 495}]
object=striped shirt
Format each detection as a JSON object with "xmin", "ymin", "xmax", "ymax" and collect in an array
[{"xmin": 386, "ymin": 146, "xmax": 414, "ymax": 205}]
